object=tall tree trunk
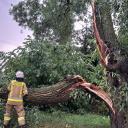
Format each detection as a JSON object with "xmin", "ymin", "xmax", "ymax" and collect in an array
[{"xmin": 92, "ymin": 1, "xmax": 128, "ymax": 128}]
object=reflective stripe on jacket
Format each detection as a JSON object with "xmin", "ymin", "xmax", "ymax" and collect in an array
[{"xmin": 7, "ymin": 80, "xmax": 28, "ymax": 104}]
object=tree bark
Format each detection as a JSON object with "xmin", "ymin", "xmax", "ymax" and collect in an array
[
  {"xmin": 92, "ymin": 1, "xmax": 128, "ymax": 128},
  {"xmin": 94, "ymin": 1, "xmax": 118, "ymax": 48}
]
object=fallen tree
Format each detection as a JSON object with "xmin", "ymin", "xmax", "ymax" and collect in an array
[{"xmin": 0, "ymin": 75, "xmax": 115, "ymax": 114}]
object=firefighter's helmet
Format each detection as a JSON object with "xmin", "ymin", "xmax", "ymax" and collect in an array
[{"xmin": 15, "ymin": 71, "xmax": 24, "ymax": 78}]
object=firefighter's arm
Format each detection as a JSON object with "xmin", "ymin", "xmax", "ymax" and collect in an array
[
  {"xmin": 23, "ymin": 83, "xmax": 28, "ymax": 96},
  {"xmin": 7, "ymin": 81, "xmax": 12, "ymax": 91}
]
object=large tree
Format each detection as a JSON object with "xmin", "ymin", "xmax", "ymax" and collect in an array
[
  {"xmin": 3, "ymin": 0, "xmax": 128, "ymax": 127},
  {"xmin": 92, "ymin": 0, "xmax": 128, "ymax": 128},
  {"xmin": 10, "ymin": 0, "xmax": 91, "ymax": 43},
  {"xmin": 10, "ymin": 0, "xmax": 95, "ymax": 54}
]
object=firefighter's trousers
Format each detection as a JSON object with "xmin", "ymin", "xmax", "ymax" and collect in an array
[{"xmin": 4, "ymin": 103, "xmax": 26, "ymax": 126}]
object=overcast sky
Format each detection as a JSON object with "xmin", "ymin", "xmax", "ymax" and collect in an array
[
  {"xmin": 0, "ymin": 0, "xmax": 85, "ymax": 52},
  {"xmin": 0, "ymin": 0, "xmax": 32, "ymax": 52}
]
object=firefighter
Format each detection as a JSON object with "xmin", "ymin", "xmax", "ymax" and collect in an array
[{"xmin": 3, "ymin": 71, "xmax": 28, "ymax": 128}]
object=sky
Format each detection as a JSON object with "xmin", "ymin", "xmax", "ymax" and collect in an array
[
  {"xmin": 0, "ymin": 0, "xmax": 32, "ymax": 52},
  {"xmin": 0, "ymin": 0, "xmax": 85, "ymax": 52}
]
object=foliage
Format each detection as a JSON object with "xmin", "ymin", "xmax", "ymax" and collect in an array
[
  {"xmin": 65, "ymin": 89, "xmax": 109, "ymax": 115},
  {"xmin": 112, "ymin": 0, "xmax": 128, "ymax": 33},
  {"xmin": 0, "ymin": 100, "xmax": 4, "ymax": 126},
  {"xmin": 1, "ymin": 38, "xmax": 103, "ymax": 87},
  {"xmin": 117, "ymin": 32, "xmax": 128, "ymax": 56},
  {"xmin": 10, "ymin": 0, "xmax": 72, "ymax": 43},
  {"xmin": 10, "ymin": 0, "xmax": 92, "ymax": 45},
  {"xmin": 111, "ymin": 0, "xmax": 128, "ymax": 56},
  {"xmin": 110, "ymin": 83, "xmax": 128, "ymax": 111},
  {"xmin": 0, "ymin": 72, "xmax": 7, "ymax": 87}
]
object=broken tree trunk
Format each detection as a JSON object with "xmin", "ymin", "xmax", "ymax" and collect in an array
[
  {"xmin": 0, "ymin": 75, "xmax": 115, "ymax": 114},
  {"xmin": 92, "ymin": 1, "xmax": 128, "ymax": 128}
]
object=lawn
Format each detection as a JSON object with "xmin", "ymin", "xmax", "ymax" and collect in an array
[{"xmin": 26, "ymin": 110, "xmax": 110, "ymax": 128}]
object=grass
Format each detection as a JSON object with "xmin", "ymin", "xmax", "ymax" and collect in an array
[
  {"xmin": 26, "ymin": 109, "xmax": 110, "ymax": 128},
  {"xmin": 0, "ymin": 107, "xmax": 110, "ymax": 128}
]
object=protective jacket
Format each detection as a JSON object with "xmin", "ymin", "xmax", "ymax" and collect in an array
[{"xmin": 7, "ymin": 80, "xmax": 28, "ymax": 105}]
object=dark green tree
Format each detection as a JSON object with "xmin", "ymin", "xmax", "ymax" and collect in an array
[{"xmin": 10, "ymin": 0, "xmax": 93, "ymax": 46}]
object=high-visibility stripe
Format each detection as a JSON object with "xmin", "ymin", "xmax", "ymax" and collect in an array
[
  {"xmin": 4, "ymin": 116, "xmax": 11, "ymax": 121},
  {"xmin": 12, "ymin": 80, "xmax": 24, "ymax": 87},
  {"xmin": 20, "ymin": 87, "xmax": 22, "ymax": 97},
  {"xmin": 16, "ymin": 84, "xmax": 24, "ymax": 87},
  {"xmin": 18, "ymin": 117, "xmax": 25, "ymax": 121},
  {"xmin": 8, "ymin": 99, "xmax": 23, "ymax": 102},
  {"xmin": 20, "ymin": 83, "xmax": 24, "ymax": 97}
]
